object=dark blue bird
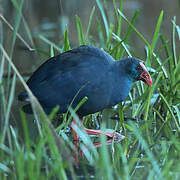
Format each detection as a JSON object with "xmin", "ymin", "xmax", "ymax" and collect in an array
[{"xmin": 18, "ymin": 45, "xmax": 152, "ymax": 138}]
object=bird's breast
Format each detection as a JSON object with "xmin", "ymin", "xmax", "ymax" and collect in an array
[{"xmin": 108, "ymin": 77, "xmax": 133, "ymax": 107}]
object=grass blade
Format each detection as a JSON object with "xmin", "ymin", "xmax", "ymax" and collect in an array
[
  {"xmin": 118, "ymin": 9, "xmax": 150, "ymax": 48},
  {"xmin": 172, "ymin": 17, "xmax": 178, "ymax": 66},
  {"xmin": 113, "ymin": 0, "xmax": 123, "ymax": 37},
  {"xmin": 85, "ymin": 6, "xmax": 95, "ymax": 42},
  {"xmin": 63, "ymin": 29, "xmax": 70, "ymax": 51},
  {"xmin": 1, "ymin": 74, "xmax": 16, "ymax": 143},
  {"xmin": 160, "ymin": 93, "xmax": 180, "ymax": 132},
  {"xmin": 129, "ymin": 121, "xmax": 162, "ymax": 179},
  {"xmin": 151, "ymin": 10, "xmax": 164, "ymax": 51},
  {"xmin": 75, "ymin": 15, "xmax": 85, "ymax": 45},
  {"xmin": 96, "ymin": 0, "xmax": 109, "ymax": 37}
]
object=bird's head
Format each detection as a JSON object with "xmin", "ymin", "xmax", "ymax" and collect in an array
[{"xmin": 123, "ymin": 58, "xmax": 152, "ymax": 86}]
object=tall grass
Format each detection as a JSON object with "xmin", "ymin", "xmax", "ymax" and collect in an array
[{"xmin": 0, "ymin": 0, "xmax": 180, "ymax": 179}]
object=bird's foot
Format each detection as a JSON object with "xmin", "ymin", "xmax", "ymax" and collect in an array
[
  {"xmin": 84, "ymin": 128, "xmax": 125, "ymax": 141},
  {"xmin": 71, "ymin": 119, "xmax": 125, "ymax": 141}
]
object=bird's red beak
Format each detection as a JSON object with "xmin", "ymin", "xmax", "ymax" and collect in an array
[{"xmin": 138, "ymin": 62, "xmax": 152, "ymax": 86}]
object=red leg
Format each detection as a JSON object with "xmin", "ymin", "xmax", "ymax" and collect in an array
[
  {"xmin": 93, "ymin": 139, "xmax": 114, "ymax": 148},
  {"xmin": 71, "ymin": 118, "xmax": 84, "ymax": 165},
  {"xmin": 71, "ymin": 118, "xmax": 124, "ymax": 141},
  {"xmin": 84, "ymin": 128, "xmax": 124, "ymax": 140},
  {"xmin": 71, "ymin": 118, "xmax": 124, "ymax": 163},
  {"xmin": 71, "ymin": 118, "xmax": 83, "ymax": 141}
]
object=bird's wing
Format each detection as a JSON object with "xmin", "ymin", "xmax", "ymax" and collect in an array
[
  {"xmin": 27, "ymin": 45, "xmax": 113, "ymax": 87},
  {"xmin": 26, "ymin": 46, "xmax": 114, "ymax": 111}
]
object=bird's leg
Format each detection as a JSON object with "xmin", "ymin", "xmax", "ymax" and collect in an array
[
  {"xmin": 92, "ymin": 139, "xmax": 116, "ymax": 148},
  {"xmin": 71, "ymin": 118, "xmax": 124, "ymax": 141},
  {"xmin": 83, "ymin": 128, "xmax": 123, "ymax": 140},
  {"xmin": 71, "ymin": 118, "xmax": 80, "ymax": 166},
  {"xmin": 71, "ymin": 118, "xmax": 81, "ymax": 141},
  {"xmin": 71, "ymin": 118, "xmax": 124, "ymax": 163}
]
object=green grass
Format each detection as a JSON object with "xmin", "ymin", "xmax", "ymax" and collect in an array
[{"xmin": 0, "ymin": 0, "xmax": 180, "ymax": 179}]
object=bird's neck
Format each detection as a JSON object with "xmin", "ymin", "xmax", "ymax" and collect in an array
[{"xmin": 109, "ymin": 61, "xmax": 134, "ymax": 105}]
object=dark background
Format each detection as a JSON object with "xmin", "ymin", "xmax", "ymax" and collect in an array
[{"xmin": 2, "ymin": 0, "xmax": 180, "ymax": 72}]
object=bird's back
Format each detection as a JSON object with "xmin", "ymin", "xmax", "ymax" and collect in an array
[
  {"xmin": 19, "ymin": 46, "xmax": 116, "ymax": 115},
  {"xmin": 26, "ymin": 46, "xmax": 113, "ymax": 86}
]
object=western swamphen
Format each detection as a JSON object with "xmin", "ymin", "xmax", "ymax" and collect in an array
[{"xmin": 18, "ymin": 45, "xmax": 152, "ymax": 139}]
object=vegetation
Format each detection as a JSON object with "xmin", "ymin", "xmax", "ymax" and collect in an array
[{"xmin": 0, "ymin": 0, "xmax": 180, "ymax": 179}]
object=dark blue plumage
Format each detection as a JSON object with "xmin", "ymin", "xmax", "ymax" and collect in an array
[{"xmin": 18, "ymin": 45, "xmax": 152, "ymax": 116}]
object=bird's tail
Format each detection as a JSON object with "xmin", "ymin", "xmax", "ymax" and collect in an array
[
  {"xmin": 18, "ymin": 91, "xmax": 29, "ymax": 101},
  {"xmin": 21, "ymin": 104, "xmax": 52, "ymax": 114}
]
